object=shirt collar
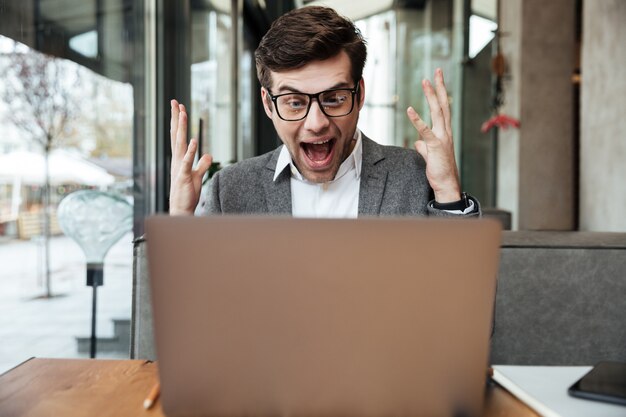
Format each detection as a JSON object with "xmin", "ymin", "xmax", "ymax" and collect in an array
[{"xmin": 273, "ymin": 129, "xmax": 363, "ymax": 182}]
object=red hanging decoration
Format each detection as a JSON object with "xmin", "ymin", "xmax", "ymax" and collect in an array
[{"xmin": 480, "ymin": 114, "xmax": 521, "ymax": 133}]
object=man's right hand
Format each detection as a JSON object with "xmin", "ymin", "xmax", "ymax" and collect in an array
[{"xmin": 169, "ymin": 99, "xmax": 213, "ymax": 215}]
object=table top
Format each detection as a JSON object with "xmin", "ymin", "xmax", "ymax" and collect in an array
[{"xmin": 0, "ymin": 358, "xmax": 539, "ymax": 417}]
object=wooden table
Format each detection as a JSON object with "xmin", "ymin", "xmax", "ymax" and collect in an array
[{"xmin": 0, "ymin": 358, "xmax": 539, "ymax": 417}]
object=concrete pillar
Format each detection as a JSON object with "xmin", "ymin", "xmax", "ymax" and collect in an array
[
  {"xmin": 498, "ymin": 0, "xmax": 576, "ymax": 230},
  {"xmin": 580, "ymin": 0, "xmax": 626, "ymax": 232}
]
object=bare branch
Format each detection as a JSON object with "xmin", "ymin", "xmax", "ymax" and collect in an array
[{"xmin": 1, "ymin": 43, "xmax": 82, "ymax": 150}]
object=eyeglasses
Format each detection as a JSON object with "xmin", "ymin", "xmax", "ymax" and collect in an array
[{"xmin": 267, "ymin": 83, "xmax": 360, "ymax": 122}]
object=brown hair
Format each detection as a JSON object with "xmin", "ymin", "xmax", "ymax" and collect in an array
[{"xmin": 254, "ymin": 6, "xmax": 367, "ymax": 90}]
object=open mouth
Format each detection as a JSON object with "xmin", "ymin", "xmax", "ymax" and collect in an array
[{"xmin": 300, "ymin": 138, "xmax": 335, "ymax": 167}]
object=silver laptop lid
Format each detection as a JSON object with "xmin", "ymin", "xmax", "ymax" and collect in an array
[{"xmin": 145, "ymin": 216, "xmax": 501, "ymax": 417}]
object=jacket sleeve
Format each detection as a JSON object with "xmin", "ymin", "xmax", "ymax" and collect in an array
[
  {"xmin": 425, "ymin": 194, "xmax": 482, "ymax": 218},
  {"xmin": 197, "ymin": 173, "xmax": 222, "ymax": 215}
]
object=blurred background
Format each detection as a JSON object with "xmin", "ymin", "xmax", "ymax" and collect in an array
[{"xmin": 0, "ymin": 0, "xmax": 624, "ymax": 372}]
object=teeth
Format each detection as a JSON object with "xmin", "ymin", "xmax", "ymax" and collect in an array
[{"xmin": 310, "ymin": 139, "xmax": 331, "ymax": 145}]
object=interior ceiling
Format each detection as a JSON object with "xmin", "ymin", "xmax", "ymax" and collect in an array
[
  {"xmin": 299, "ymin": 0, "xmax": 496, "ymax": 22},
  {"xmin": 297, "ymin": 0, "xmax": 394, "ymax": 21}
]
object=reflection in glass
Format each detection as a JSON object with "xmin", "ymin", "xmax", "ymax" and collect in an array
[
  {"xmin": 69, "ymin": 30, "xmax": 99, "ymax": 59},
  {"xmin": 191, "ymin": 6, "xmax": 235, "ymax": 166},
  {"xmin": 0, "ymin": 0, "xmax": 141, "ymax": 371},
  {"xmin": 356, "ymin": 4, "xmax": 461, "ymax": 151},
  {"xmin": 357, "ymin": 11, "xmax": 396, "ymax": 146}
]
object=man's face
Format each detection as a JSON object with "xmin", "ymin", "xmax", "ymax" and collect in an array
[{"xmin": 261, "ymin": 51, "xmax": 365, "ymax": 183}]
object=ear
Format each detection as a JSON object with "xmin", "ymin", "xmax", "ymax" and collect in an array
[
  {"xmin": 260, "ymin": 88, "xmax": 274, "ymax": 119},
  {"xmin": 357, "ymin": 78, "xmax": 365, "ymax": 111}
]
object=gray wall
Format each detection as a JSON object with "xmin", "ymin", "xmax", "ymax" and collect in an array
[{"xmin": 580, "ymin": 0, "xmax": 626, "ymax": 232}]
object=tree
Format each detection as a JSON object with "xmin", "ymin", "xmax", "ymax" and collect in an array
[{"xmin": 1, "ymin": 40, "xmax": 82, "ymax": 297}]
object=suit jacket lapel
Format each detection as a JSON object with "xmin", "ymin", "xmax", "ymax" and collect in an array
[
  {"xmin": 260, "ymin": 138, "xmax": 387, "ymax": 216},
  {"xmin": 359, "ymin": 136, "xmax": 388, "ymax": 216},
  {"xmin": 263, "ymin": 147, "xmax": 292, "ymax": 215}
]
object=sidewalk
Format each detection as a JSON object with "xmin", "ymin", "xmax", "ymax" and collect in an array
[{"xmin": 0, "ymin": 233, "xmax": 133, "ymax": 374}]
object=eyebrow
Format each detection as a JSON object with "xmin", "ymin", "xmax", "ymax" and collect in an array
[{"xmin": 274, "ymin": 81, "xmax": 353, "ymax": 94}]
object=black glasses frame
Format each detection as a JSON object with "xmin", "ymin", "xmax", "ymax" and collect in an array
[{"xmin": 267, "ymin": 82, "xmax": 360, "ymax": 121}]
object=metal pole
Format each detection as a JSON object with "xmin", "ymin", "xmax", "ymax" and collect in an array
[
  {"xmin": 43, "ymin": 143, "xmax": 52, "ymax": 297},
  {"xmin": 90, "ymin": 284, "xmax": 98, "ymax": 358},
  {"xmin": 87, "ymin": 263, "xmax": 104, "ymax": 358},
  {"xmin": 230, "ymin": 0, "xmax": 240, "ymax": 162}
]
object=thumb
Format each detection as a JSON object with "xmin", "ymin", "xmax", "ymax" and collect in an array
[
  {"xmin": 414, "ymin": 140, "xmax": 428, "ymax": 161},
  {"xmin": 194, "ymin": 153, "xmax": 213, "ymax": 181}
]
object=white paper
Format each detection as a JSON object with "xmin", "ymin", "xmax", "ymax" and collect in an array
[{"xmin": 492, "ymin": 365, "xmax": 626, "ymax": 417}]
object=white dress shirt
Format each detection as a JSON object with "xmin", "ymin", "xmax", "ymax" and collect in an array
[
  {"xmin": 273, "ymin": 130, "xmax": 363, "ymax": 218},
  {"xmin": 272, "ymin": 129, "xmax": 475, "ymax": 217}
]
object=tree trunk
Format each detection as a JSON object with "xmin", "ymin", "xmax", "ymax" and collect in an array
[{"xmin": 43, "ymin": 143, "xmax": 52, "ymax": 298}]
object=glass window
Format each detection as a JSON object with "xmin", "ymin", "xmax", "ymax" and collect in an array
[
  {"xmin": 353, "ymin": 1, "xmax": 463, "ymax": 152},
  {"xmin": 191, "ymin": 6, "xmax": 235, "ymax": 166},
  {"xmin": 190, "ymin": 1, "xmax": 255, "ymax": 169},
  {"xmin": 0, "ymin": 0, "xmax": 149, "ymax": 372},
  {"xmin": 459, "ymin": 0, "xmax": 499, "ymax": 206},
  {"xmin": 356, "ymin": 11, "xmax": 396, "ymax": 146}
]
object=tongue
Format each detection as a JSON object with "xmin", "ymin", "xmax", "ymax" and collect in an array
[{"xmin": 303, "ymin": 141, "xmax": 332, "ymax": 162}]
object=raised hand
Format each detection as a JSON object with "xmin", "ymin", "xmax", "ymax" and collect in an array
[
  {"xmin": 406, "ymin": 68, "xmax": 461, "ymax": 203},
  {"xmin": 169, "ymin": 99, "xmax": 213, "ymax": 215}
]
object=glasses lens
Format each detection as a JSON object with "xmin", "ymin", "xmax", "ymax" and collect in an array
[
  {"xmin": 319, "ymin": 89, "xmax": 353, "ymax": 116},
  {"xmin": 276, "ymin": 94, "xmax": 310, "ymax": 121},
  {"xmin": 274, "ymin": 88, "xmax": 355, "ymax": 121}
]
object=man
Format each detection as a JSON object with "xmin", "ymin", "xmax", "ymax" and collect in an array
[{"xmin": 169, "ymin": 6, "xmax": 479, "ymax": 217}]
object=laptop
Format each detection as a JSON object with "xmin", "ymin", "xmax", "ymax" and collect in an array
[{"xmin": 145, "ymin": 216, "xmax": 501, "ymax": 417}]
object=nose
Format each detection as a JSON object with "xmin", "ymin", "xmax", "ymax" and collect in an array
[{"xmin": 303, "ymin": 99, "xmax": 330, "ymax": 132}]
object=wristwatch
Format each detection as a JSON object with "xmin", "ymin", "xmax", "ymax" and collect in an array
[{"xmin": 432, "ymin": 192, "xmax": 471, "ymax": 211}]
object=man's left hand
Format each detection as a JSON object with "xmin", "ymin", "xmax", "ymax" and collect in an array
[{"xmin": 406, "ymin": 68, "xmax": 461, "ymax": 203}]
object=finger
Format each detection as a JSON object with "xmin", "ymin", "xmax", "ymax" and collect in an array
[
  {"xmin": 175, "ymin": 104, "xmax": 188, "ymax": 161},
  {"xmin": 170, "ymin": 99, "xmax": 179, "ymax": 152},
  {"xmin": 414, "ymin": 139, "xmax": 428, "ymax": 161},
  {"xmin": 193, "ymin": 153, "xmax": 213, "ymax": 184},
  {"xmin": 422, "ymin": 79, "xmax": 445, "ymax": 139},
  {"xmin": 434, "ymin": 68, "xmax": 452, "ymax": 139},
  {"xmin": 180, "ymin": 137, "xmax": 197, "ymax": 174},
  {"xmin": 407, "ymin": 107, "xmax": 439, "ymax": 145}
]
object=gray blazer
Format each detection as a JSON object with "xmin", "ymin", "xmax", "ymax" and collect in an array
[{"xmin": 203, "ymin": 135, "xmax": 479, "ymax": 217}]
